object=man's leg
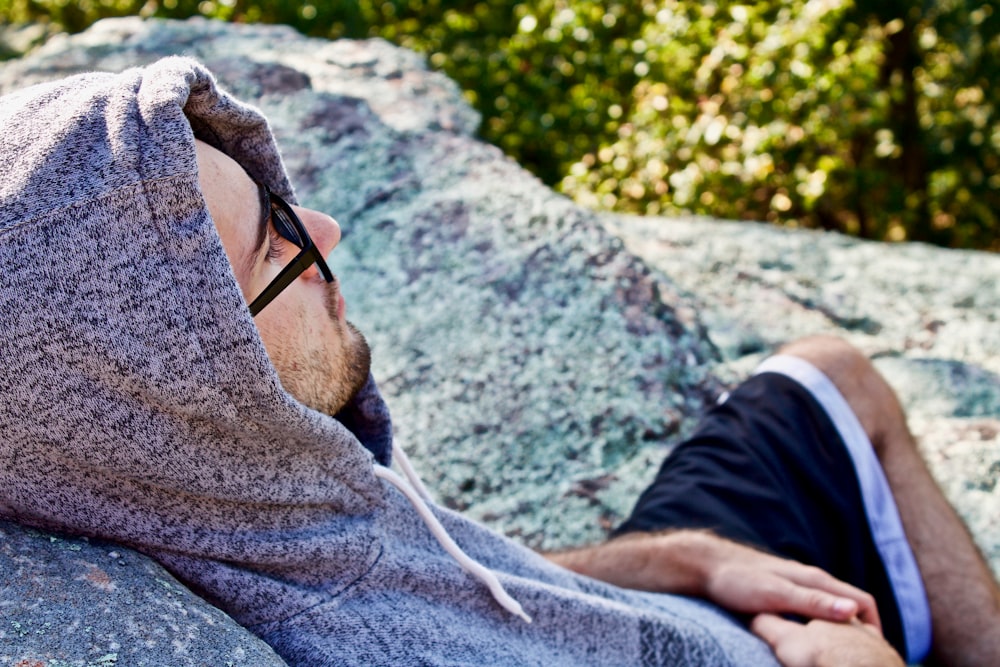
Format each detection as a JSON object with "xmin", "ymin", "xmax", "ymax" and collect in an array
[{"xmin": 779, "ymin": 335, "xmax": 1000, "ymax": 667}]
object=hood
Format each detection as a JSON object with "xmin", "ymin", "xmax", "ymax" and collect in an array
[{"xmin": 0, "ymin": 57, "xmax": 392, "ymax": 588}]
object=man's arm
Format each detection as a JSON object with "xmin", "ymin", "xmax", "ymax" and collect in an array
[{"xmin": 546, "ymin": 529, "xmax": 880, "ymax": 628}]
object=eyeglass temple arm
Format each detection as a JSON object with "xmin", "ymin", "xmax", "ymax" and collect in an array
[{"xmin": 248, "ymin": 247, "xmax": 332, "ymax": 316}]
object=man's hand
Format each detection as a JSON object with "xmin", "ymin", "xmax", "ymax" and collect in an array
[
  {"xmin": 751, "ymin": 614, "xmax": 904, "ymax": 667},
  {"xmin": 546, "ymin": 530, "xmax": 880, "ymax": 628},
  {"xmin": 700, "ymin": 536, "xmax": 881, "ymax": 630}
]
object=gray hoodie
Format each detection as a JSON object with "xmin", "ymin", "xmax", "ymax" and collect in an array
[{"xmin": 0, "ymin": 56, "xmax": 779, "ymax": 666}]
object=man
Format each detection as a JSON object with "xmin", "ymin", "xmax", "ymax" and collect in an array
[{"xmin": 0, "ymin": 57, "xmax": 996, "ymax": 666}]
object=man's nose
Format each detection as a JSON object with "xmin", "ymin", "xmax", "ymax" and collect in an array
[{"xmin": 294, "ymin": 205, "xmax": 341, "ymax": 279}]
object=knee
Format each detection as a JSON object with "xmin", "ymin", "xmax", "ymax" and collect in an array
[
  {"xmin": 777, "ymin": 335, "xmax": 872, "ymax": 383},
  {"xmin": 776, "ymin": 335, "xmax": 905, "ymax": 453}
]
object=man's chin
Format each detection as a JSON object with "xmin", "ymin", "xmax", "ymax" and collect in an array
[
  {"xmin": 332, "ymin": 321, "xmax": 372, "ymax": 412},
  {"xmin": 277, "ymin": 319, "xmax": 373, "ymax": 417}
]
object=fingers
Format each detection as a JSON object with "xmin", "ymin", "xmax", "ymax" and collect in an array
[
  {"xmin": 840, "ymin": 590, "xmax": 880, "ymax": 630},
  {"xmin": 849, "ymin": 616, "xmax": 884, "ymax": 638},
  {"xmin": 702, "ymin": 538, "xmax": 883, "ymax": 633},
  {"xmin": 751, "ymin": 613, "xmax": 797, "ymax": 648},
  {"xmin": 758, "ymin": 577, "xmax": 857, "ymax": 624},
  {"xmin": 781, "ymin": 565, "xmax": 882, "ymax": 631},
  {"xmin": 751, "ymin": 614, "xmax": 824, "ymax": 667},
  {"xmin": 752, "ymin": 614, "xmax": 897, "ymax": 667}
]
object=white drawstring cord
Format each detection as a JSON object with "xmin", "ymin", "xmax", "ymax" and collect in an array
[
  {"xmin": 392, "ymin": 442, "xmax": 434, "ymax": 502},
  {"xmin": 372, "ymin": 464, "xmax": 532, "ymax": 623}
]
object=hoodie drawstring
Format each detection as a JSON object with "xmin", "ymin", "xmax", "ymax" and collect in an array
[{"xmin": 373, "ymin": 443, "xmax": 532, "ymax": 623}]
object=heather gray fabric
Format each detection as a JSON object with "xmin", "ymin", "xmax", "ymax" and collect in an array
[{"xmin": 0, "ymin": 57, "xmax": 778, "ymax": 666}]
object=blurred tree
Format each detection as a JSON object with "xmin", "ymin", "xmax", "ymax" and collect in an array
[
  {"xmin": 2, "ymin": 0, "xmax": 997, "ymax": 249},
  {"xmin": 560, "ymin": 0, "xmax": 999, "ymax": 249}
]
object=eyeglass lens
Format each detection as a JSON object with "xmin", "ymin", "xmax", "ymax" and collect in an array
[{"xmin": 270, "ymin": 198, "xmax": 306, "ymax": 248}]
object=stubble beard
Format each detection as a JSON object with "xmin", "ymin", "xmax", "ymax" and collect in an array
[
  {"xmin": 274, "ymin": 280, "xmax": 372, "ymax": 417},
  {"xmin": 319, "ymin": 279, "xmax": 372, "ymax": 415}
]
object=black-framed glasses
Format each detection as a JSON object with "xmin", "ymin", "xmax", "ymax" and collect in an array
[{"xmin": 248, "ymin": 182, "xmax": 335, "ymax": 316}]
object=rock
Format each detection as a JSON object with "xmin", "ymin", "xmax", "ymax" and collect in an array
[
  {"xmin": 1, "ymin": 15, "xmax": 998, "ymax": 660},
  {"xmin": 0, "ymin": 520, "xmax": 286, "ymax": 666}
]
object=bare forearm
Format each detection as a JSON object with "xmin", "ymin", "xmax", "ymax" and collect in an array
[
  {"xmin": 546, "ymin": 529, "xmax": 712, "ymax": 596},
  {"xmin": 547, "ymin": 529, "xmax": 880, "ymax": 628}
]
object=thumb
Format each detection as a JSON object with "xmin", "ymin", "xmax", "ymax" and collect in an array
[{"xmin": 751, "ymin": 613, "xmax": 799, "ymax": 648}]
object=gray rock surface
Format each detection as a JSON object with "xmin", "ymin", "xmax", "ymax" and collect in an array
[
  {"xmin": 1, "ymin": 15, "xmax": 998, "ymax": 659},
  {"xmin": 0, "ymin": 520, "xmax": 286, "ymax": 666}
]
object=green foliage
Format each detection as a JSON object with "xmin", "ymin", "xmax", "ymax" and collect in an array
[
  {"xmin": 561, "ymin": 0, "xmax": 1000, "ymax": 249},
  {"xmin": 2, "ymin": 0, "xmax": 998, "ymax": 249}
]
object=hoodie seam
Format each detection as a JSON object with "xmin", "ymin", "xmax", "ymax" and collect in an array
[
  {"xmin": 243, "ymin": 540, "xmax": 387, "ymax": 633},
  {"xmin": 0, "ymin": 174, "xmax": 194, "ymax": 238}
]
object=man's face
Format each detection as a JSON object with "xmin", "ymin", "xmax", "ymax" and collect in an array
[{"xmin": 195, "ymin": 140, "xmax": 371, "ymax": 415}]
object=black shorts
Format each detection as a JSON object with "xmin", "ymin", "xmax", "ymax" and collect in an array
[{"xmin": 615, "ymin": 356, "xmax": 930, "ymax": 663}]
